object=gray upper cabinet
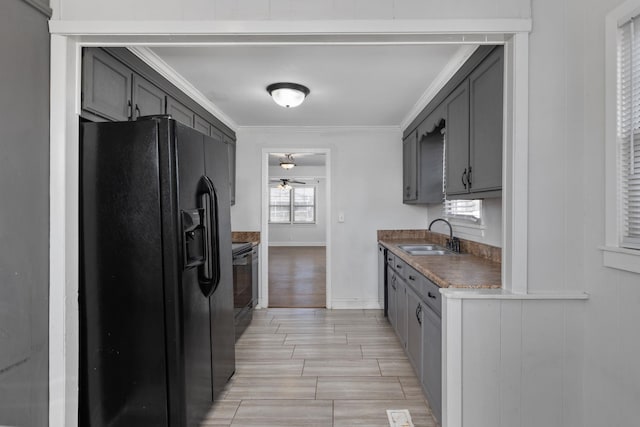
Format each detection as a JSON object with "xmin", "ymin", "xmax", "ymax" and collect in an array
[
  {"xmin": 81, "ymin": 47, "xmax": 237, "ymax": 205},
  {"xmin": 132, "ymin": 75, "xmax": 165, "ymax": 119},
  {"xmin": 403, "ymin": 103, "xmax": 446, "ymax": 205},
  {"xmin": 446, "ymin": 46, "xmax": 503, "ymax": 198},
  {"xmin": 403, "ymin": 45, "xmax": 503, "ymax": 202},
  {"xmin": 195, "ymin": 114, "xmax": 212, "ymax": 136},
  {"xmin": 403, "ymin": 130, "xmax": 418, "ymax": 202},
  {"xmin": 468, "ymin": 47, "xmax": 504, "ymax": 194},
  {"xmin": 445, "ymin": 80, "xmax": 471, "ymax": 196},
  {"xmin": 166, "ymin": 96, "xmax": 195, "ymax": 128},
  {"xmin": 225, "ymin": 136, "xmax": 236, "ymax": 206},
  {"xmin": 82, "ymin": 48, "xmax": 132, "ymax": 122}
]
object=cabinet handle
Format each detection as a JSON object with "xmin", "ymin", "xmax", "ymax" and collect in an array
[
  {"xmin": 409, "ymin": 275, "xmax": 416, "ymax": 281},
  {"xmin": 396, "ymin": 264, "xmax": 402, "ymax": 269},
  {"xmin": 428, "ymin": 291, "xmax": 437, "ymax": 299},
  {"xmin": 135, "ymin": 104, "xmax": 141, "ymax": 119},
  {"xmin": 127, "ymin": 100, "xmax": 133, "ymax": 120},
  {"xmin": 462, "ymin": 168, "xmax": 467, "ymax": 189},
  {"xmin": 467, "ymin": 166, "xmax": 472, "ymax": 189},
  {"xmin": 416, "ymin": 303, "xmax": 422, "ymax": 325}
]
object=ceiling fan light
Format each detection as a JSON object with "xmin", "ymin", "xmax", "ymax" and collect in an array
[
  {"xmin": 280, "ymin": 161, "xmax": 295, "ymax": 169},
  {"xmin": 267, "ymin": 83, "xmax": 310, "ymax": 108}
]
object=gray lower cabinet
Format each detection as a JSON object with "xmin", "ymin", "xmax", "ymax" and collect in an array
[
  {"xmin": 395, "ymin": 275, "xmax": 408, "ymax": 349},
  {"xmin": 82, "ymin": 48, "xmax": 132, "ymax": 121},
  {"xmin": 406, "ymin": 286, "xmax": 423, "ymax": 373},
  {"xmin": 380, "ymin": 248, "xmax": 443, "ymax": 424},
  {"xmin": 422, "ymin": 302, "xmax": 442, "ymax": 423}
]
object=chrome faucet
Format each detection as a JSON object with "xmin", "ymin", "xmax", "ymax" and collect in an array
[{"xmin": 428, "ymin": 218, "xmax": 460, "ymax": 253}]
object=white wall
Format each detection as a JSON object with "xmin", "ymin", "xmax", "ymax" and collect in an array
[
  {"xmin": 268, "ymin": 165, "xmax": 327, "ymax": 245},
  {"xmin": 232, "ymin": 127, "xmax": 430, "ymax": 308},
  {"xmin": 51, "ymin": 0, "xmax": 530, "ymax": 21},
  {"xmin": 528, "ymin": 0, "xmax": 640, "ymax": 425}
]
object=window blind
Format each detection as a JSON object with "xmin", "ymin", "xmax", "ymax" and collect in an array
[
  {"xmin": 443, "ymin": 199, "xmax": 482, "ymax": 223},
  {"xmin": 618, "ymin": 17, "xmax": 640, "ymax": 248}
]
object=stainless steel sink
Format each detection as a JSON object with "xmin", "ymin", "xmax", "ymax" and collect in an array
[{"xmin": 398, "ymin": 244, "xmax": 453, "ymax": 256}]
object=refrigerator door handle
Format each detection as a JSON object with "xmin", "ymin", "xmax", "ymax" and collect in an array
[{"xmin": 198, "ymin": 175, "xmax": 221, "ymax": 297}]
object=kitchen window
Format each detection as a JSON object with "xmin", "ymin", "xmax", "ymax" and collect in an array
[
  {"xmin": 269, "ymin": 186, "xmax": 316, "ymax": 224},
  {"xmin": 603, "ymin": 0, "xmax": 640, "ymax": 273},
  {"xmin": 443, "ymin": 199, "xmax": 482, "ymax": 223}
]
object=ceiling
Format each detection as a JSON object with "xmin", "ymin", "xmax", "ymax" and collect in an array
[
  {"xmin": 150, "ymin": 44, "xmax": 465, "ymax": 128},
  {"xmin": 268, "ymin": 152, "xmax": 326, "ymax": 167}
]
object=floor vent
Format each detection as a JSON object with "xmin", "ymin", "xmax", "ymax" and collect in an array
[{"xmin": 387, "ymin": 409, "xmax": 414, "ymax": 427}]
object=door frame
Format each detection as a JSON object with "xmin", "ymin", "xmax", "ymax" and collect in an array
[
  {"xmin": 49, "ymin": 20, "xmax": 531, "ymax": 427},
  {"xmin": 261, "ymin": 148, "xmax": 332, "ymax": 309}
]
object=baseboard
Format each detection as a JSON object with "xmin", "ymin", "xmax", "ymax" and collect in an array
[
  {"xmin": 330, "ymin": 298, "xmax": 383, "ymax": 310},
  {"xmin": 268, "ymin": 242, "xmax": 326, "ymax": 247}
]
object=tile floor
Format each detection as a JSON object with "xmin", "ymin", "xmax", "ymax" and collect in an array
[{"xmin": 202, "ymin": 308, "xmax": 439, "ymax": 427}]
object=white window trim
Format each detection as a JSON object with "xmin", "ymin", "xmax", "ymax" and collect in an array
[
  {"xmin": 604, "ymin": 0, "xmax": 640, "ymax": 274},
  {"xmin": 268, "ymin": 185, "xmax": 317, "ymax": 224}
]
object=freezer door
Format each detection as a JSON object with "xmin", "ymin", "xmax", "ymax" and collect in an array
[{"xmin": 80, "ymin": 120, "xmax": 169, "ymax": 427}]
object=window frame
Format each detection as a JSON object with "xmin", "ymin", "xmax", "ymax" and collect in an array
[
  {"xmin": 268, "ymin": 184, "xmax": 317, "ymax": 225},
  {"xmin": 603, "ymin": 0, "xmax": 640, "ymax": 274}
]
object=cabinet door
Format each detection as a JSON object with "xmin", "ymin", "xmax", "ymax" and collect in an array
[
  {"xmin": 395, "ymin": 278, "xmax": 408, "ymax": 349},
  {"xmin": 224, "ymin": 136, "xmax": 236, "ymax": 206},
  {"xmin": 82, "ymin": 48, "xmax": 132, "ymax": 121},
  {"xmin": 195, "ymin": 114, "xmax": 212, "ymax": 136},
  {"xmin": 403, "ymin": 131, "xmax": 418, "ymax": 202},
  {"xmin": 469, "ymin": 47, "xmax": 504, "ymax": 193},
  {"xmin": 132, "ymin": 74, "xmax": 165, "ymax": 119},
  {"xmin": 406, "ymin": 286, "xmax": 423, "ymax": 377},
  {"xmin": 445, "ymin": 80, "xmax": 470, "ymax": 196},
  {"xmin": 386, "ymin": 267, "xmax": 397, "ymax": 329},
  {"xmin": 166, "ymin": 96, "xmax": 195, "ymax": 128},
  {"xmin": 422, "ymin": 306, "xmax": 442, "ymax": 424}
]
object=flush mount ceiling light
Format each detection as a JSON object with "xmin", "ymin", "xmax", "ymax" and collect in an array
[
  {"xmin": 280, "ymin": 154, "xmax": 296, "ymax": 170},
  {"xmin": 266, "ymin": 83, "xmax": 310, "ymax": 108}
]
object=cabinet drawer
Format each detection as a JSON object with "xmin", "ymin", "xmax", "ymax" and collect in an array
[
  {"xmin": 403, "ymin": 265, "xmax": 442, "ymax": 316},
  {"xmin": 386, "ymin": 252, "xmax": 396, "ymax": 269},
  {"xmin": 421, "ymin": 277, "xmax": 442, "ymax": 316}
]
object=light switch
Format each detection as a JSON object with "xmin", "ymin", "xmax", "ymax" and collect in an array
[{"xmin": 338, "ymin": 213, "xmax": 345, "ymax": 223}]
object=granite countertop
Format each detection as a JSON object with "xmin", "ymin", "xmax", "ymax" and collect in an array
[
  {"xmin": 378, "ymin": 230, "xmax": 501, "ymax": 289},
  {"xmin": 232, "ymin": 231, "xmax": 260, "ymax": 247}
]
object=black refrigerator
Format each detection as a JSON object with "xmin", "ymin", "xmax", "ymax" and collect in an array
[{"xmin": 79, "ymin": 116, "xmax": 236, "ymax": 427}]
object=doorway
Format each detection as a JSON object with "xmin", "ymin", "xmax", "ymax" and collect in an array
[{"xmin": 263, "ymin": 150, "xmax": 330, "ymax": 308}]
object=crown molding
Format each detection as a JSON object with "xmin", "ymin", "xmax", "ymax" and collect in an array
[{"xmin": 128, "ymin": 47, "xmax": 238, "ymax": 131}]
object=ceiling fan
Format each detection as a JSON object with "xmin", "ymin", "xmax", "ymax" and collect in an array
[{"xmin": 270, "ymin": 178, "xmax": 306, "ymax": 190}]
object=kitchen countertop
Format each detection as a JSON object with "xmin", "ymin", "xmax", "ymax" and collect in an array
[
  {"xmin": 379, "ymin": 232, "xmax": 501, "ymax": 289},
  {"xmin": 232, "ymin": 231, "xmax": 260, "ymax": 247}
]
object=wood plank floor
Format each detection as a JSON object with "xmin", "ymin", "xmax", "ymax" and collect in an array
[
  {"xmin": 202, "ymin": 308, "xmax": 439, "ymax": 427},
  {"xmin": 268, "ymin": 246, "xmax": 326, "ymax": 308}
]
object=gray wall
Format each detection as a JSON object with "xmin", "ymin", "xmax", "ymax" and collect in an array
[{"xmin": 0, "ymin": 0, "xmax": 51, "ymax": 425}]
